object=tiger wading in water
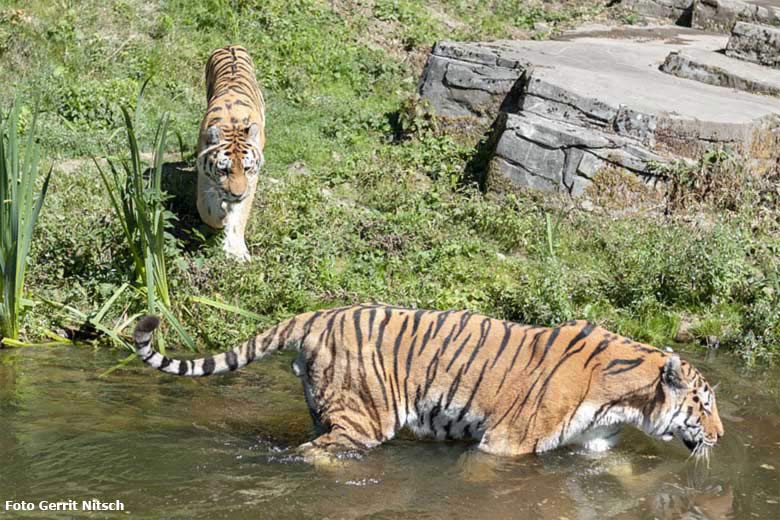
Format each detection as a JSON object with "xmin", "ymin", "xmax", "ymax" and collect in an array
[
  {"xmin": 133, "ymin": 304, "xmax": 724, "ymax": 460},
  {"xmin": 196, "ymin": 45, "xmax": 265, "ymax": 261}
]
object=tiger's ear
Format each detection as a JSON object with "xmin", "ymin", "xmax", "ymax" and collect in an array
[
  {"xmin": 206, "ymin": 126, "xmax": 221, "ymax": 145},
  {"xmin": 246, "ymin": 123, "xmax": 259, "ymax": 140},
  {"xmin": 661, "ymin": 355, "xmax": 686, "ymax": 390}
]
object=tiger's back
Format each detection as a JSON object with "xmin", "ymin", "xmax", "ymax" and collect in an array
[
  {"xmin": 204, "ymin": 46, "xmax": 265, "ymax": 114},
  {"xmin": 134, "ymin": 304, "xmax": 723, "ymax": 460},
  {"xmin": 288, "ymin": 305, "xmax": 722, "ymax": 456},
  {"xmin": 196, "ymin": 45, "xmax": 266, "ymax": 261}
]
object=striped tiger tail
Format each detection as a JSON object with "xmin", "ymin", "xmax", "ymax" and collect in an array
[{"xmin": 132, "ymin": 312, "xmax": 319, "ymax": 377}]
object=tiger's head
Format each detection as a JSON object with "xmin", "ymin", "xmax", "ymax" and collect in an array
[
  {"xmin": 200, "ymin": 123, "xmax": 264, "ymax": 203},
  {"xmin": 649, "ymin": 355, "xmax": 724, "ymax": 458}
]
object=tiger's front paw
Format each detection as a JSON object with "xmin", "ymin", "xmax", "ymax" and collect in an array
[{"xmin": 223, "ymin": 235, "xmax": 251, "ymax": 262}]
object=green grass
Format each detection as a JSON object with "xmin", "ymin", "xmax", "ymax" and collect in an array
[{"xmin": 1, "ymin": 0, "xmax": 778, "ymax": 364}]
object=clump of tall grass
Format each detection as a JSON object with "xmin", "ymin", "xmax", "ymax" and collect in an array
[
  {"xmin": 0, "ymin": 103, "xmax": 52, "ymax": 342},
  {"xmin": 96, "ymin": 105, "xmax": 194, "ymax": 351},
  {"xmin": 96, "ymin": 107, "xmax": 172, "ymax": 307}
]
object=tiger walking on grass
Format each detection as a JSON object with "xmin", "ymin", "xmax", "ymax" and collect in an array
[{"xmin": 196, "ymin": 45, "xmax": 265, "ymax": 261}]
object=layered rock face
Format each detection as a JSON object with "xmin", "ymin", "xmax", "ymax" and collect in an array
[{"xmin": 418, "ymin": 26, "xmax": 780, "ymax": 195}]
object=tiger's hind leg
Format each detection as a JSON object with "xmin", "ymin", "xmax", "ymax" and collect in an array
[
  {"xmin": 295, "ymin": 395, "xmax": 388, "ymax": 463},
  {"xmin": 476, "ymin": 425, "xmax": 537, "ymax": 457},
  {"xmin": 292, "ymin": 352, "xmax": 393, "ymax": 464},
  {"xmin": 296, "ymin": 398, "xmax": 387, "ymax": 458},
  {"xmin": 297, "ymin": 420, "xmax": 385, "ymax": 466},
  {"xmin": 298, "ymin": 424, "xmax": 381, "ymax": 455}
]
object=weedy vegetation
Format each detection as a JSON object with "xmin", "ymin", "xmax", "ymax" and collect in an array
[{"xmin": 0, "ymin": 0, "xmax": 778, "ymax": 366}]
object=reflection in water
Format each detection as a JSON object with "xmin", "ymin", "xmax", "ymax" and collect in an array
[
  {"xmin": 640, "ymin": 483, "xmax": 734, "ymax": 520},
  {"xmin": 0, "ymin": 346, "xmax": 776, "ymax": 519},
  {"xmin": 0, "ymin": 353, "xmax": 23, "ymax": 495}
]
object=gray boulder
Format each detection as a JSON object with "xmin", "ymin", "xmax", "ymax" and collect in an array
[
  {"xmin": 725, "ymin": 21, "xmax": 780, "ymax": 68},
  {"xmin": 417, "ymin": 41, "xmax": 526, "ymax": 120},
  {"xmin": 692, "ymin": 0, "xmax": 780, "ymax": 32},
  {"xmin": 622, "ymin": 0, "xmax": 694, "ymax": 24}
]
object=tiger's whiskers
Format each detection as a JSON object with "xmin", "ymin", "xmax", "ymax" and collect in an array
[{"xmin": 689, "ymin": 442, "xmax": 712, "ymax": 469}]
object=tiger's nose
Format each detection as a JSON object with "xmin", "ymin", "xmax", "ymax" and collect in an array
[{"xmin": 225, "ymin": 177, "xmax": 248, "ymax": 200}]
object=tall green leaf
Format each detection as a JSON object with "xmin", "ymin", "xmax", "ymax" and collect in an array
[{"xmin": 0, "ymin": 102, "xmax": 51, "ymax": 341}]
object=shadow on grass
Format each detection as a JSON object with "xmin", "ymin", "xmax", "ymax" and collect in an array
[
  {"xmin": 156, "ymin": 161, "xmax": 217, "ymax": 253},
  {"xmin": 462, "ymin": 115, "xmax": 505, "ymax": 192}
]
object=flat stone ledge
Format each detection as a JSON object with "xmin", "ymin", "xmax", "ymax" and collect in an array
[
  {"xmin": 661, "ymin": 48, "xmax": 780, "ymax": 95},
  {"xmin": 725, "ymin": 21, "xmax": 780, "ymax": 67},
  {"xmin": 693, "ymin": 0, "xmax": 780, "ymax": 32}
]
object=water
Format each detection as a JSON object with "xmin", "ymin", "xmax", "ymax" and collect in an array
[{"xmin": 0, "ymin": 345, "xmax": 778, "ymax": 519}]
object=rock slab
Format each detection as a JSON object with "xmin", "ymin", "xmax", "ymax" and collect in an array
[
  {"xmin": 417, "ymin": 43, "xmax": 526, "ymax": 119},
  {"xmin": 419, "ymin": 26, "xmax": 780, "ymax": 195},
  {"xmin": 725, "ymin": 21, "xmax": 780, "ymax": 67},
  {"xmin": 492, "ymin": 112, "xmax": 666, "ymax": 196},
  {"xmin": 661, "ymin": 47, "xmax": 780, "ymax": 95}
]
